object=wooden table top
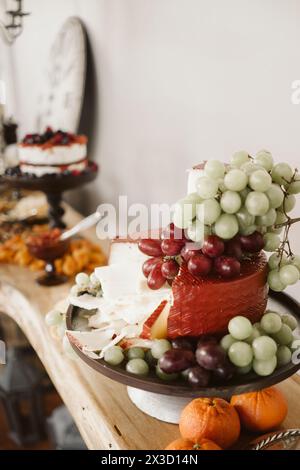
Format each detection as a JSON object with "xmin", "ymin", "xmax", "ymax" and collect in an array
[{"xmin": 0, "ymin": 205, "xmax": 300, "ymax": 450}]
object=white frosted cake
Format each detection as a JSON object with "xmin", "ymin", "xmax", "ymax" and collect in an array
[{"xmin": 18, "ymin": 127, "xmax": 88, "ymax": 176}]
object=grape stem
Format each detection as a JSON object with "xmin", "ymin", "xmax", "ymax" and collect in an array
[
  {"xmin": 274, "ymin": 169, "xmax": 299, "ymax": 266},
  {"xmin": 275, "ymin": 217, "xmax": 300, "ymax": 228}
]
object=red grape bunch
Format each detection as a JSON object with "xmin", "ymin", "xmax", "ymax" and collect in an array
[{"xmin": 139, "ymin": 222, "xmax": 265, "ymax": 289}]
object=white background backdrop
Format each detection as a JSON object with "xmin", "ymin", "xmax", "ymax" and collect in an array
[{"xmin": 1, "ymin": 0, "xmax": 300, "ymax": 298}]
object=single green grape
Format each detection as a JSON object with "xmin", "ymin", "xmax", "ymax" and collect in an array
[
  {"xmin": 263, "ymin": 233, "xmax": 280, "ymax": 252},
  {"xmin": 126, "ymin": 347, "xmax": 145, "ymax": 360},
  {"xmin": 272, "ymin": 324, "xmax": 294, "ymax": 346},
  {"xmin": 260, "ymin": 312, "xmax": 282, "ymax": 334},
  {"xmin": 256, "ymin": 208, "xmax": 277, "ymax": 227},
  {"xmin": 173, "ymin": 198, "xmax": 197, "ymax": 229},
  {"xmin": 104, "ymin": 346, "xmax": 125, "ymax": 366},
  {"xmin": 254, "ymin": 150, "xmax": 274, "ymax": 172},
  {"xmin": 90, "ymin": 272, "xmax": 101, "ymax": 287},
  {"xmin": 279, "ymin": 265, "xmax": 300, "ymax": 286},
  {"xmin": 245, "ymin": 191, "xmax": 270, "ymax": 216},
  {"xmin": 126, "ymin": 358, "xmax": 149, "ymax": 376},
  {"xmin": 291, "ymin": 255, "xmax": 300, "ymax": 273},
  {"xmin": 45, "ymin": 309, "xmax": 63, "ymax": 327},
  {"xmin": 276, "ymin": 345, "xmax": 292, "ymax": 367},
  {"xmin": 252, "ymin": 336, "xmax": 277, "ymax": 360},
  {"xmin": 271, "ymin": 163, "xmax": 293, "ymax": 186},
  {"xmin": 231, "ymin": 150, "xmax": 250, "ymax": 168},
  {"xmin": 196, "ymin": 176, "xmax": 219, "ymax": 199},
  {"xmin": 268, "ymin": 253, "xmax": 288, "ymax": 270},
  {"xmin": 197, "ymin": 199, "xmax": 221, "ymax": 225},
  {"xmin": 265, "ymin": 184, "xmax": 285, "ymax": 209},
  {"xmin": 220, "ymin": 334, "xmax": 236, "ymax": 351},
  {"xmin": 268, "ymin": 270, "xmax": 287, "ymax": 292},
  {"xmin": 253, "ymin": 356, "xmax": 277, "ymax": 376},
  {"xmin": 287, "ymin": 175, "xmax": 300, "ymax": 195},
  {"xmin": 220, "ymin": 191, "xmax": 242, "ymax": 214},
  {"xmin": 228, "ymin": 341, "xmax": 253, "ymax": 367},
  {"xmin": 281, "ymin": 314, "xmax": 298, "ymax": 331},
  {"xmin": 156, "ymin": 364, "xmax": 179, "ymax": 381},
  {"xmin": 224, "ymin": 169, "xmax": 248, "ymax": 191},
  {"xmin": 75, "ymin": 272, "xmax": 90, "ymax": 287},
  {"xmin": 249, "ymin": 169, "xmax": 272, "ymax": 192},
  {"xmin": 228, "ymin": 316, "xmax": 253, "ymax": 340},
  {"xmin": 236, "ymin": 207, "xmax": 255, "ymax": 228},
  {"xmin": 282, "ymin": 195, "xmax": 296, "ymax": 213},
  {"xmin": 204, "ymin": 160, "xmax": 225, "ymax": 179},
  {"xmin": 214, "ymin": 214, "xmax": 239, "ymax": 240},
  {"xmin": 236, "ymin": 363, "xmax": 253, "ymax": 375},
  {"xmin": 151, "ymin": 339, "xmax": 172, "ymax": 359}
]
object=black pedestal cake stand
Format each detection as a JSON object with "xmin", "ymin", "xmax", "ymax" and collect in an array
[{"xmin": 1, "ymin": 163, "xmax": 98, "ymax": 228}]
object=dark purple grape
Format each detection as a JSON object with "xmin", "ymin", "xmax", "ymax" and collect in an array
[
  {"xmin": 161, "ymin": 238, "xmax": 185, "ymax": 256},
  {"xmin": 147, "ymin": 262, "xmax": 165, "ymax": 290},
  {"xmin": 171, "ymin": 337, "xmax": 195, "ymax": 351},
  {"xmin": 142, "ymin": 257, "xmax": 162, "ymax": 278},
  {"xmin": 188, "ymin": 254, "xmax": 212, "ymax": 276},
  {"xmin": 138, "ymin": 239, "xmax": 163, "ymax": 257},
  {"xmin": 213, "ymin": 360, "xmax": 236, "ymax": 382},
  {"xmin": 161, "ymin": 259, "xmax": 179, "ymax": 280},
  {"xmin": 239, "ymin": 231, "xmax": 264, "ymax": 253},
  {"xmin": 187, "ymin": 366, "xmax": 211, "ymax": 388},
  {"xmin": 197, "ymin": 335, "xmax": 218, "ymax": 348},
  {"xmin": 214, "ymin": 256, "xmax": 241, "ymax": 279},
  {"xmin": 196, "ymin": 343, "xmax": 226, "ymax": 370},
  {"xmin": 159, "ymin": 349, "xmax": 195, "ymax": 374},
  {"xmin": 202, "ymin": 235, "xmax": 225, "ymax": 258}
]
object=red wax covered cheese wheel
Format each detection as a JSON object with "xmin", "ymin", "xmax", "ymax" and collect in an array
[{"xmin": 168, "ymin": 253, "xmax": 268, "ymax": 338}]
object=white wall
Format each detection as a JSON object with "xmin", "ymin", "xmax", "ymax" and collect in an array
[{"xmin": 5, "ymin": 0, "xmax": 300, "ymax": 213}]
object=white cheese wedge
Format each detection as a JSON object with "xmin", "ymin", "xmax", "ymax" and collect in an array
[
  {"xmin": 95, "ymin": 263, "xmax": 141, "ymax": 300},
  {"xmin": 67, "ymin": 328, "xmax": 116, "ymax": 352}
]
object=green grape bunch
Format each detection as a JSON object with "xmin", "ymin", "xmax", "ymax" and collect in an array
[{"xmin": 173, "ymin": 150, "xmax": 300, "ymax": 292}]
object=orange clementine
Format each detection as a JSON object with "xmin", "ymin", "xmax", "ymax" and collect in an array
[
  {"xmin": 179, "ymin": 397, "xmax": 240, "ymax": 449},
  {"xmin": 231, "ymin": 386, "xmax": 288, "ymax": 433}
]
